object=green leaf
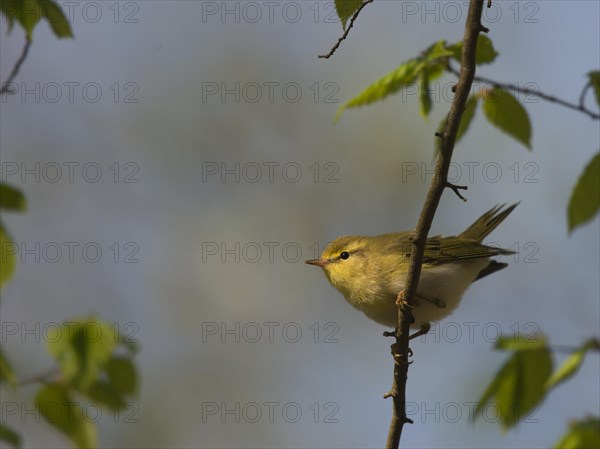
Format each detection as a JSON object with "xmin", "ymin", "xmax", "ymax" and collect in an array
[
  {"xmin": 568, "ymin": 151, "xmax": 600, "ymax": 233},
  {"xmin": 335, "ymin": 40, "xmax": 453, "ymax": 122},
  {"xmin": 474, "ymin": 35, "xmax": 498, "ymax": 65},
  {"xmin": 418, "ymin": 70, "xmax": 432, "ymax": 119},
  {"xmin": 0, "ymin": 422, "xmax": 22, "ymax": 448},
  {"xmin": 476, "ymin": 335, "xmax": 552, "ymax": 430},
  {"xmin": 86, "ymin": 380, "xmax": 128, "ymax": 411},
  {"xmin": 0, "ymin": 183, "xmax": 26, "ymax": 211},
  {"xmin": 35, "ymin": 385, "xmax": 97, "ymax": 449},
  {"xmin": 334, "ymin": 0, "xmax": 363, "ymax": 29},
  {"xmin": 457, "ymin": 95, "xmax": 479, "ymax": 142},
  {"xmin": 335, "ymin": 59, "xmax": 422, "ymax": 121},
  {"xmin": 46, "ymin": 318, "xmax": 117, "ymax": 390},
  {"xmin": 0, "ymin": 222, "xmax": 16, "ymax": 289},
  {"xmin": 0, "ymin": 346, "xmax": 16, "ymax": 385},
  {"xmin": 546, "ymin": 339, "xmax": 600, "ymax": 392},
  {"xmin": 434, "ymin": 95, "xmax": 479, "ymax": 154},
  {"xmin": 0, "ymin": 0, "xmax": 73, "ymax": 39},
  {"xmin": 423, "ymin": 39, "xmax": 454, "ymax": 62},
  {"xmin": 106, "ymin": 356, "xmax": 138, "ymax": 396},
  {"xmin": 494, "ymin": 333, "xmax": 548, "ymax": 351},
  {"xmin": 588, "ymin": 71, "xmax": 600, "ymax": 106},
  {"xmin": 449, "ymin": 35, "xmax": 499, "ymax": 65},
  {"xmin": 482, "ymin": 88, "xmax": 532, "ymax": 150},
  {"xmin": 554, "ymin": 417, "xmax": 600, "ymax": 449}
]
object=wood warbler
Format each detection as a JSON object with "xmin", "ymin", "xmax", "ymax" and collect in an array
[{"xmin": 306, "ymin": 204, "xmax": 518, "ymax": 329}]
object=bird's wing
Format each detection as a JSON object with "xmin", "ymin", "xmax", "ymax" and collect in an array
[{"xmin": 422, "ymin": 236, "xmax": 514, "ymax": 264}]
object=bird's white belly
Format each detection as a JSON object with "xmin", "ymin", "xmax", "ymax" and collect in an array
[{"xmin": 357, "ymin": 260, "xmax": 489, "ymax": 329}]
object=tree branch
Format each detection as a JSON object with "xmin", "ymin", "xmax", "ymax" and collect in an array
[
  {"xmin": 0, "ymin": 37, "xmax": 32, "ymax": 96},
  {"xmin": 447, "ymin": 64, "xmax": 600, "ymax": 120},
  {"xmin": 318, "ymin": 0, "xmax": 374, "ymax": 59},
  {"xmin": 385, "ymin": 1, "xmax": 486, "ymax": 448}
]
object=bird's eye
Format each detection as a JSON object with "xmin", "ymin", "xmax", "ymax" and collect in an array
[{"xmin": 340, "ymin": 251, "xmax": 350, "ymax": 260}]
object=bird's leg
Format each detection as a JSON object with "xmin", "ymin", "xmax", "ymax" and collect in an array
[
  {"xmin": 409, "ymin": 322, "xmax": 431, "ymax": 340},
  {"xmin": 419, "ymin": 294, "xmax": 446, "ymax": 309},
  {"xmin": 389, "ymin": 341, "xmax": 413, "ymax": 366},
  {"xmin": 395, "ymin": 289, "xmax": 409, "ymax": 306},
  {"xmin": 396, "ymin": 290, "xmax": 417, "ymax": 322}
]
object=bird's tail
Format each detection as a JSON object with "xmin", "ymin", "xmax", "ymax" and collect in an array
[{"xmin": 459, "ymin": 203, "xmax": 519, "ymax": 242}]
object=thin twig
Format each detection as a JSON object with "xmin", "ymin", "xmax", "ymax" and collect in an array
[
  {"xmin": 318, "ymin": 0, "xmax": 374, "ymax": 59},
  {"xmin": 446, "ymin": 182, "xmax": 468, "ymax": 202},
  {"xmin": 385, "ymin": 2, "xmax": 486, "ymax": 448},
  {"xmin": 550, "ymin": 338, "xmax": 600, "ymax": 354},
  {"xmin": 579, "ymin": 83, "xmax": 592, "ymax": 110},
  {"xmin": 447, "ymin": 64, "xmax": 600, "ymax": 120},
  {"xmin": 0, "ymin": 38, "xmax": 32, "ymax": 95}
]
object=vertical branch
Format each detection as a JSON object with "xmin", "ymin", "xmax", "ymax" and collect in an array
[{"xmin": 385, "ymin": 1, "xmax": 486, "ymax": 448}]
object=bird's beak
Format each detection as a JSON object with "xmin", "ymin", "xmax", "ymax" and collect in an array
[{"xmin": 305, "ymin": 258, "xmax": 329, "ymax": 268}]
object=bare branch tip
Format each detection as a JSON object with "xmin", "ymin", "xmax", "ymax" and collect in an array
[
  {"xmin": 317, "ymin": 0, "xmax": 374, "ymax": 60},
  {"xmin": 446, "ymin": 182, "xmax": 468, "ymax": 202},
  {"xmin": 0, "ymin": 37, "xmax": 32, "ymax": 96}
]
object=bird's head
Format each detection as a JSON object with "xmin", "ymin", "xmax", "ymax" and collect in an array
[{"xmin": 305, "ymin": 236, "xmax": 371, "ymax": 293}]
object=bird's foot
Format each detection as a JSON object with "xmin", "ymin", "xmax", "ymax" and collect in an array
[
  {"xmin": 422, "ymin": 295, "xmax": 446, "ymax": 308},
  {"xmin": 390, "ymin": 342, "xmax": 413, "ymax": 366},
  {"xmin": 395, "ymin": 290, "xmax": 413, "ymax": 308},
  {"xmin": 409, "ymin": 322, "xmax": 431, "ymax": 340}
]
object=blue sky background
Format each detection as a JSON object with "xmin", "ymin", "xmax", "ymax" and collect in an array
[{"xmin": 1, "ymin": 1, "xmax": 599, "ymax": 447}]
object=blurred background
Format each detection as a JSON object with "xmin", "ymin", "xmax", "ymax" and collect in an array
[{"xmin": 1, "ymin": 1, "xmax": 599, "ymax": 447}]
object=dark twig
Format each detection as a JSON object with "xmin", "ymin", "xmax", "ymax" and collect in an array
[
  {"xmin": 446, "ymin": 182, "xmax": 468, "ymax": 202},
  {"xmin": 447, "ymin": 64, "xmax": 600, "ymax": 120},
  {"xmin": 579, "ymin": 83, "xmax": 592, "ymax": 110},
  {"xmin": 551, "ymin": 338, "xmax": 600, "ymax": 354},
  {"xmin": 385, "ymin": 2, "xmax": 486, "ymax": 448},
  {"xmin": 0, "ymin": 38, "xmax": 32, "ymax": 95},
  {"xmin": 318, "ymin": 0, "xmax": 374, "ymax": 59}
]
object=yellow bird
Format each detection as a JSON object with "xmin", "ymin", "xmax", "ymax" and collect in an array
[{"xmin": 306, "ymin": 204, "xmax": 518, "ymax": 330}]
